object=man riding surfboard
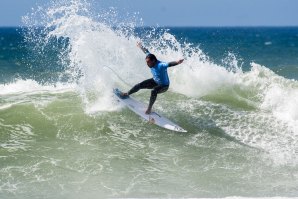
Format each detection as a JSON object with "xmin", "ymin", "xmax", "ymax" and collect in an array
[{"xmin": 120, "ymin": 42, "xmax": 184, "ymax": 114}]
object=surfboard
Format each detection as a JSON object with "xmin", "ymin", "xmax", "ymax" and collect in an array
[{"xmin": 113, "ymin": 88, "xmax": 187, "ymax": 132}]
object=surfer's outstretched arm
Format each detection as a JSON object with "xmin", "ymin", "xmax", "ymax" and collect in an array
[
  {"xmin": 168, "ymin": 59, "xmax": 184, "ymax": 67},
  {"xmin": 137, "ymin": 42, "xmax": 150, "ymax": 54}
]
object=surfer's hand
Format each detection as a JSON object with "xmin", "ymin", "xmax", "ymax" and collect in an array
[
  {"xmin": 137, "ymin": 42, "xmax": 150, "ymax": 54},
  {"xmin": 168, "ymin": 59, "xmax": 184, "ymax": 67},
  {"xmin": 137, "ymin": 42, "xmax": 142, "ymax": 48},
  {"xmin": 177, "ymin": 59, "xmax": 184, "ymax": 64}
]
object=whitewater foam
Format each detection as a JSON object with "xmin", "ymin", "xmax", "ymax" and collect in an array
[{"xmin": 0, "ymin": 79, "xmax": 75, "ymax": 96}]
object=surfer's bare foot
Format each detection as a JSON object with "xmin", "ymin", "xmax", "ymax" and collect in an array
[{"xmin": 145, "ymin": 108, "xmax": 152, "ymax": 114}]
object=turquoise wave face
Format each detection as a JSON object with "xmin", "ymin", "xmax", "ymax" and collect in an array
[{"xmin": 1, "ymin": 0, "xmax": 298, "ymax": 197}]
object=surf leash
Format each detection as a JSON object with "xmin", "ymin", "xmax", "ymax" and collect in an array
[{"xmin": 103, "ymin": 65, "xmax": 133, "ymax": 87}]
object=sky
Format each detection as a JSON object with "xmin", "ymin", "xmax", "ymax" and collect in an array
[{"xmin": 0, "ymin": 0, "xmax": 298, "ymax": 27}]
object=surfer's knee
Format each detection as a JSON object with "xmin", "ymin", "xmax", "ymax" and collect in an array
[
  {"xmin": 151, "ymin": 89, "xmax": 158, "ymax": 96},
  {"xmin": 159, "ymin": 86, "xmax": 169, "ymax": 94},
  {"xmin": 153, "ymin": 86, "xmax": 168, "ymax": 95}
]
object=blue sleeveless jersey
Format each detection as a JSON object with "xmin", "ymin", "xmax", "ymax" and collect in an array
[{"xmin": 150, "ymin": 61, "xmax": 170, "ymax": 86}]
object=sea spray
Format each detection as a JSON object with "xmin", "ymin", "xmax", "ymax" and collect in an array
[{"xmin": 21, "ymin": 0, "xmax": 298, "ymax": 165}]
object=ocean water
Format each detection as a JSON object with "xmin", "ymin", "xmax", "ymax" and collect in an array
[{"xmin": 1, "ymin": 0, "xmax": 298, "ymax": 198}]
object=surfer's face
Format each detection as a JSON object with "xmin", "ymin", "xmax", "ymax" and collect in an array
[{"xmin": 146, "ymin": 58, "xmax": 156, "ymax": 68}]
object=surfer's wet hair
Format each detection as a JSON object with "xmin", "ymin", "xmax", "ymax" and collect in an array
[{"xmin": 146, "ymin": 53, "xmax": 157, "ymax": 62}]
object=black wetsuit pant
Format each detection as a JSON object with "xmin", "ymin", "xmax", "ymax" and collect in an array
[{"xmin": 128, "ymin": 78, "xmax": 169, "ymax": 110}]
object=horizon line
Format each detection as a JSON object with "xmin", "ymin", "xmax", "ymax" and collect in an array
[{"xmin": 1, "ymin": 25, "xmax": 298, "ymax": 29}]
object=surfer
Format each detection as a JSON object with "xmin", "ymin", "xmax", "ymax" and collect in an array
[{"xmin": 120, "ymin": 42, "xmax": 184, "ymax": 114}]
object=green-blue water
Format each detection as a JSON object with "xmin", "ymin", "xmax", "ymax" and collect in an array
[{"xmin": 1, "ymin": 1, "xmax": 298, "ymax": 198}]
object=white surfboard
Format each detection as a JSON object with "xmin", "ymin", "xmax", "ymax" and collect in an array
[{"xmin": 113, "ymin": 88, "xmax": 187, "ymax": 132}]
